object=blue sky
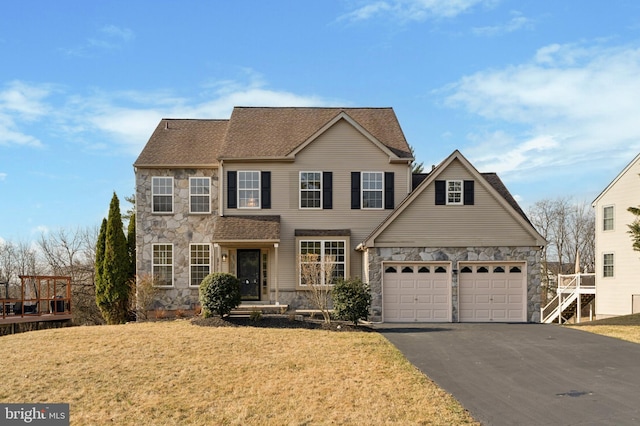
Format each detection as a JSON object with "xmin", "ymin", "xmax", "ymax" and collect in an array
[{"xmin": 2, "ymin": 0, "xmax": 640, "ymax": 242}]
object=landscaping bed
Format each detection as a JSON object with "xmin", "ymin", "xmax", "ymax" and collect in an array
[{"xmin": 191, "ymin": 314, "xmax": 373, "ymax": 332}]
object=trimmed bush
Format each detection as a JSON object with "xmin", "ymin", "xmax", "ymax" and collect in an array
[
  {"xmin": 199, "ymin": 273, "xmax": 242, "ymax": 318},
  {"xmin": 332, "ymin": 278, "xmax": 371, "ymax": 326}
]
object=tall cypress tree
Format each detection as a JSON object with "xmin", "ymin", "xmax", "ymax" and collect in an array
[
  {"xmin": 95, "ymin": 217, "xmax": 107, "ymax": 320},
  {"xmin": 127, "ymin": 213, "xmax": 136, "ymax": 280},
  {"xmin": 96, "ymin": 192, "xmax": 130, "ymax": 324}
]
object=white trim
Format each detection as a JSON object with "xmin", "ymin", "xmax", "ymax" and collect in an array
[
  {"xmin": 299, "ymin": 171, "xmax": 323, "ymax": 210},
  {"xmin": 361, "ymin": 171, "xmax": 384, "ymax": 210},
  {"xmin": 152, "ymin": 243, "xmax": 174, "ymax": 287},
  {"xmin": 238, "ymin": 170, "xmax": 261, "ymax": 209},
  {"xmin": 189, "ymin": 177, "xmax": 212, "ymax": 214},
  {"xmin": 189, "ymin": 243, "xmax": 211, "ymax": 287},
  {"xmin": 446, "ymin": 179, "xmax": 463, "ymax": 205},
  {"xmin": 603, "ymin": 252, "xmax": 615, "ymax": 278},
  {"xmin": 151, "ymin": 176, "xmax": 174, "ymax": 214},
  {"xmin": 603, "ymin": 204, "xmax": 614, "ymax": 232}
]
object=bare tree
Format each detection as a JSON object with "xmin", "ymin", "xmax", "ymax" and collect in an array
[
  {"xmin": 528, "ymin": 197, "xmax": 595, "ymax": 304},
  {"xmin": 298, "ymin": 253, "xmax": 336, "ymax": 324},
  {"xmin": 38, "ymin": 227, "xmax": 103, "ymax": 325}
]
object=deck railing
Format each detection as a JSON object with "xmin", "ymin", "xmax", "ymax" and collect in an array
[
  {"xmin": 541, "ymin": 273, "xmax": 595, "ymax": 324},
  {"xmin": 0, "ymin": 275, "xmax": 72, "ymax": 320}
]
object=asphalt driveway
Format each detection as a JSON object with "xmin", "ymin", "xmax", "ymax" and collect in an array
[{"xmin": 375, "ymin": 323, "xmax": 640, "ymax": 426}]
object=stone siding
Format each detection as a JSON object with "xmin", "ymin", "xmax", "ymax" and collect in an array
[
  {"xmin": 135, "ymin": 168, "xmax": 219, "ymax": 310},
  {"xmin": 367, "ymin": 246, "xmax": 542, "ymax": 323}
]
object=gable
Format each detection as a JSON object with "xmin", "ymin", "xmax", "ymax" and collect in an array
[
  {"xmin": 361, "ymin": 151, "xmax": 545, "ymax": 248},
  {"xmin": 593, "ymin": 153, "xmax": 640, "ymax": 207},
  {"xmin": 218, "ymin": 107, "xmax": 411, "ymax": 160}
]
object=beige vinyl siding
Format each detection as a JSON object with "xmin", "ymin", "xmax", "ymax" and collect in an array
[
  {"xmin": 594, "ymin": 156, "xmax": 640, "ymax": 317},
  {"xmin": 224, "ymin": 118, "xmax": 412, "ymax": 291},
  {"xmin": 373, "ymin": 159, "xmax": 538, "ymax": 247}
]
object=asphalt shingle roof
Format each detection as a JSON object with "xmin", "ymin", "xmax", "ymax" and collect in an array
[{"xmin": 213, "ymin": 215, "xmax": 280, "ymax": 241}]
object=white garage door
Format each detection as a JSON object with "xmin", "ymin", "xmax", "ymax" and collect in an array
[
  {"xmin": 458, "ymin": 263, "xmax": 526, "ymax": 322},
  {"xmin": 383, "ymin": 263, "xmax": 451, "ymax": 322}
]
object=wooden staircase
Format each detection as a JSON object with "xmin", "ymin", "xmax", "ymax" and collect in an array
[{"xmin": 541, "ymin": 273, "xmax": 596, "ymax": 324}]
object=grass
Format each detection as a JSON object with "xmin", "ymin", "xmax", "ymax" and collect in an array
[
  {"xmin": 0, "ymin": 320, "xmax": 477, "ymax": 425},
  {"xmin": 567, "ymin": 312, "xmax": 640, "ymax": 344}
]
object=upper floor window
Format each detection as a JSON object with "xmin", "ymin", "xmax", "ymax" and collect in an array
[
  {"xmin": 238, "ymin": 171, "xmax": 260, "ymax": 208},
  {"xmin": 603, "ymin": 253, "xmax": 614, "ymax": 277},
  {"xmin": 435, "ymin": 180, "xmax": 474, "ymax": 206},
  {"xmin": 603, "ymin": 205, "xmax": 614, "ymax": 231},
  {"xmin": 447, "ymin": 180, "xmax": 463, "ymax": 205},
  {"xmin": 299, "ymin": 240, "xmax": 346, "ymax": 286},
  {"xmin": 190, "ymin": 177, "xmax": 211, "ymax": 214},
  {"xmin": 362, "ymin": 172, "xmax": 383, "ymax": 209},
  {"xmin": 152, "ymin": 244, "xmax": 173, "ymax": 286},
  {"xmin": 190, "ymin": 244, "xmax": 211, "ymax": 287},
  {"xmin": 300, "ymin": 172, "xmax": 322, "ymax": 209},
  {"xmin": 152, "ymin": 177, "xmax": 173, "ymax": 213}
]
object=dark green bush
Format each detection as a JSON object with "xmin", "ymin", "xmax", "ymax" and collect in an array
[
  {"xmin": 198, "ymin": 273, "xmax": 241, "ymax": 318},
  {"xmin": 332, "ymin": 278, "xmax": 371, "ymax": 326}
]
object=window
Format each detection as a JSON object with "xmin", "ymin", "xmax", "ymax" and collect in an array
[
  {"xmin": 190, "ymin": 244, "xmax": 210, "ymax": 287},
  {"xmin": 362, "ymin": 172, "xmax": 383, "ymax": 209},
  {"xmin": 152, "ymin": 177, "xmax": 173, "ymax": 213},
  {"xmin": 300, "ymin": 172, "xmax": 322, "ymax": 209},
  {"xmin": 190, "ymin": 177, "xmax": 211, "ymax": 213},
  {"xmin": 299, "ymin": 240, "xmax": 346, "ymax": 286},
  {"xmin": 603, "ymin": 206, "xmax": 614, "ymax": 231},
  {"xmin": 238, "ymin": 171, "xmax": 260, "ymax": 208},
  {"xmin": 447, "ymin": 180, "xmax": 463, "ymax": 205},
  {"xmin": 402, "ymin": 266, "xmax": 414, "ymax": 273},
  {"xmin": 603, "ymin": 253, "xmax": 614, "ymax": 277},
  {"xmin": 152, "ymin": 244, "xmax": 173, "ymax": 286}
]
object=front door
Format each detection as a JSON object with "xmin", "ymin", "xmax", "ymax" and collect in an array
[{"xmin": 237, "ymin": 249, "xmax": 260, "ymax": 301}]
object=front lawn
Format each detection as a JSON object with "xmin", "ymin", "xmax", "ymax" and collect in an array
[
  {"xmin": 568, "ymin": 312, "xmax": 640, "ymax": 344},
  {"xmin": 0, "ymin": 320, "xmax": 477, "ymax": 425}
]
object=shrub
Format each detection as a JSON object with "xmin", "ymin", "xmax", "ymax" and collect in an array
[
  {"xmin": 332, "ymin": 278, "xmax": 371, "ymax": 326},
  {"xmin": 199, "ymin": 273, "xmax": 241, "ymax": 318},
  {"xmin": 249, "ymin": 310, "xmax": 262, "ymax": 322}
]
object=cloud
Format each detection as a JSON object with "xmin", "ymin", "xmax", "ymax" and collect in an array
[
  {"xmin": 472, "ymin": 11, "xmax": 533, "ymax": 36},
  {"xmin": 0, "ymin": 70, "xmax": 339, "ymax": 156},
  {"xmin": 0, "ymin": 81, "xmax": 51, "ymax": 147},
  {"xmin": 0, "ymin": 173, "xmax": 6, "ymax": 181},
  {"xmin": 63, "ymin": 24, "xmax": 135, "ymax": 56},
  {"xmin": 442, "ymin": 42, "xmax": 640, "ymax": 178},
  {"xmin": 339, "ymin": 0, "xmax": 497, "ymax": 22}
]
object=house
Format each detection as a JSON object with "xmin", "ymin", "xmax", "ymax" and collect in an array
[
  {"xmin": 134, "ymin": 107, "xmax": 544, "ymax": 322},
  {"xmin": 592, "ymin": 153, "xmax": 640, "ymax": 319}
]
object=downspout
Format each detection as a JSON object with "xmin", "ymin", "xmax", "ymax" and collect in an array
[
  {"xmin": 219, "ymin": 160, "xmax": 224, "ymax": 217},
  {"xmin": 274, "ymin": 243, "xmax": 279, "ymax": 305}
]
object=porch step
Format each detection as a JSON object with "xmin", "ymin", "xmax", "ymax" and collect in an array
[{"xmin": 230, "ymin": 304, "xmax": 288, "ymax": 315}]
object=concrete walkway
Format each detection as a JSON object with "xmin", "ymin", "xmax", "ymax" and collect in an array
[{"xmin": 375, "ymin": 323, "xmax": 640, "ymax": 426}]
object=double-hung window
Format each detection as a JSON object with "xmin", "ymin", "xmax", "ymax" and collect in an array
[
  {"xmin": 190, "ymin": 177, "xmax": 211, "ymax": 213},
  {"xmin": 238, "ymin": 171, "xmax": 260, "ymax": 208},
  {"xmin": 190, "ymin": 244, "xmax": 211, "ymax": 287},
  {"xmin": 299, "ymin": 240, "xmax": 346, "ymax": 286},
  {"xmin": 603, "ymin": 206, "xmax": 614, "ymax": 231},
  {"xmin": 603, "ymin": 253, "xmax": 614, "ymax": 277},
  {"xmin": 447, "ymin": 180, "xmax": 463, "ymax": 205},
  {"xmin": 300, "ymin": 172, "xmax": 322, "ymax": 209},
  {"xmin": 362, "ymin": 172, "xmax": 383, "ymax": 209},
  {"xmin": 152, "ymin": 244, "xmax": 173, "ymax": 286},
  {"xmin": 152, "ymin": 177, "xmax": 173, "ymax": 213}
]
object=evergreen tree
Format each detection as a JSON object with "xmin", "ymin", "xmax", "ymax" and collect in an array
[
  {"xmin": 94, "ymin": 218, "xmax": 107, "ymax": 317},
  {"xmin": 127, "ymin": 213, "xmax": 136, "ymax": 280},
  {"xmin": 629, "ymin": 206, "xmax": 640, "ymax": 252},
  {"xmin": 96, "ymin": 193, "xmax": 130, "ymax": 324}
]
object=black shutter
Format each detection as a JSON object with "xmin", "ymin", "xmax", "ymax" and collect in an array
[
  {"xmin": 322, "ymin": 172, "xmax": 333, "ymax": 209},
  {"xmin": 351, "ymin": 172, "xmax": 361, "ymax": 209},
  {"xmin": 227, "ymin": 171, "xmax": 237, "ymax": 208},
  {"xmin": 384, "ymin": 172, "xmax": 394, "ymax": 209},
  {"xmin": 261, "ymin": 171, "xmax": 271, "ymax": 209},
  {"xmin": 464, "ymin": 180, "xmax": 474, "ymax": 205},
  {"xmin": 435, "ymin": 180, "xmax": 446, "ymax": 205}
]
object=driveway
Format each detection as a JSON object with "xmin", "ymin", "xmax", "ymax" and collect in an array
[{"xmin": 375, "ymin": 323, "xmax": 640, "ymax": 426}]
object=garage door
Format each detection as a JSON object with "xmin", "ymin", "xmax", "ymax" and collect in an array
[
  {"xmin": 458, "ymin": 263, "xmax": 526, "ymax": 322},
  {"xmin": 383, "ymin": 263, "xmax": 451, "ymax": 322}
]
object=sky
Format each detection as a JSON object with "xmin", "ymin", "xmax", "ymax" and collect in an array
[{"xmin": 2, "ymin": 0, "xmax": 640, "ymax": 243}]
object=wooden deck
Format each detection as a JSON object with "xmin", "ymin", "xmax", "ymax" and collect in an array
[{"xmin": 0, "ymin": 313, "xmax": 73, "ymax": 325}]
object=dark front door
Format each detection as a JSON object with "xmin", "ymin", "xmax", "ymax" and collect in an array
[{"xmin": 237, "ymin": 249, "xmax": 260, "ymax": 301}]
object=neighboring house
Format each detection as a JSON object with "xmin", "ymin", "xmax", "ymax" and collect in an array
[
  {"xmin": 134, "ymin": 107, "xmax": 544, "ymax": 322},
  {"xmin": 592, "ymin": 153, "xmax": 640, "ymax": 319}
]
